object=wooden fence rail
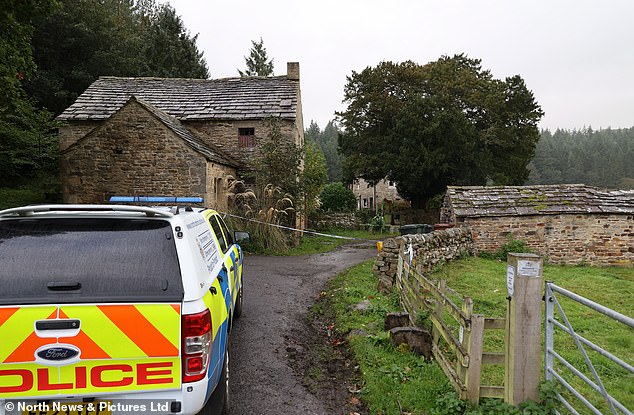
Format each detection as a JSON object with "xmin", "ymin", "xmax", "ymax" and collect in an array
[{"xmin": 396, "ymin": 257, "xmax": 506, "ymax": 404}]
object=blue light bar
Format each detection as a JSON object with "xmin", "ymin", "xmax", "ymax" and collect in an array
[{"xmin": 109, "ymin": 196, "xmax": 204, "ymax": 204}]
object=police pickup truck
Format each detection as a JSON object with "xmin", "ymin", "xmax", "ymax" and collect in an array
[{"xmin": 0, "ymin": 197, "xmax": 245, "ymax": 415}]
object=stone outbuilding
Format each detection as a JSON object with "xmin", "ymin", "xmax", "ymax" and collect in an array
[
  {"xmin": 441, "ymin": 184, "xmax": 634, "ymax": 266},
  {"xmin": 57, "ymin": 62, "xmax": 304, "ymax": 208}
]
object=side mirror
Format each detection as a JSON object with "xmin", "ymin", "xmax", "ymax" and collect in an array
[{"xmin": 234, "ymin": 231, "xmax": 251, "ymax": 244}]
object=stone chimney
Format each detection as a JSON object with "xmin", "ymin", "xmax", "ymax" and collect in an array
[{"xmin": 287, "ymin": 62, "xmax": 300, "ymax": 81}]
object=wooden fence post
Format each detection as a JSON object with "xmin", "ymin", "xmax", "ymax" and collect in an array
[
  {"xmin": 465, "ymin": 314, "xmax": 485, "ymax": 404},
  {"xmin": 457, "ymin": 297, "xmax": 473, "ymax": 400},
  {"xmin": 504, "ymin": 253, "xmax": 543, "ymax": 406}
]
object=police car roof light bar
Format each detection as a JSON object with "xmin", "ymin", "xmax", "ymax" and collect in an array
[{"xmin": 109, "ymin": 196, "xmax": 204, "ymax": 204}]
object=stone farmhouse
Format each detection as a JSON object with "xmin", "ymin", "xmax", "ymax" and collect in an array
[
  {"xmin": 441, "ymin": 184, "xmax": 634, "ymax": 266},
  {"xmin": 57, "ymin": 62, "xmax": 304, "ymax": 210},
  {"xmin": 352, "ymin": 178, "xmax": 407, "ymax": 211}
]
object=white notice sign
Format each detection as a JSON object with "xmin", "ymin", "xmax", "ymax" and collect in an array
[
  {"xmin": 518, "ymin": 260, "xmax": 541, "ymax": 277},
  {"xmin": 506, "ymin": 265, "xmax": 515, "ymax": 296}
]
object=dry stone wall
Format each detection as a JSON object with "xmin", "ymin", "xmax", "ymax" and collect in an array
[
  {"xmin": 310, "ymin": 213, "xmax": 359, "ymax": 230},
  {"xmin": 374, "ymin": 226, "xmax": 474, "ymax": 292}
]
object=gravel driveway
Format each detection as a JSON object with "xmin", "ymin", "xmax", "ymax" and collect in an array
[{"xmin": 229, "ymin": 242, "xmax": 376, "ymax": 414}]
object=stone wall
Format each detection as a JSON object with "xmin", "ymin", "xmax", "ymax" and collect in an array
[
  {"xmin": 61, "ymin": 100, "xmax": 236, "ymax": 203},
  {"xmin": 206, "ymin": 162, "xmax": 237, "ymax": 211},
  {"xmin": 310, "ymin": 213, "xmax": 359, "ymax": 230},
  {"xmin": 59, "ymin": 122, "xmax": 100, "ymax": 151},
  {"xmin": 465, "ymin": 214, "xmax": 633, "ymax": 266},
  {"xmin": 374, "ymin": 226, "xmax": 475, "ymax": 292}
]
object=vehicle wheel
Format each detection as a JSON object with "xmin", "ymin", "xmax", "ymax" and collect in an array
[
  {"xmin": 199, "ymin": 347, "xmax": 230, "ymax": 415},
  {"xmin": 233, "ymin": 284, "xmax": 243, "ymax": 319}
]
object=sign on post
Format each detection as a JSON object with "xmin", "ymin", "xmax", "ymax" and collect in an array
[{"xmin": 504, "ymin": 253, "xmax": 543, "ymax": 406}]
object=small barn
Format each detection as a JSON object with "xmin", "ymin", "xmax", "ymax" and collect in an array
[{"xmin": 441, "ymin": 184, "xmax": 634, "ymax": 266}]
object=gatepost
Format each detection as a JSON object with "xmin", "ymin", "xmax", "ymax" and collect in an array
[{"xmin": 504, "ymin": 253, "xmax": 543, "ymax": 406}]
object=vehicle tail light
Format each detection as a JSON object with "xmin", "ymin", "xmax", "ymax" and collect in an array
[{"xmin": 182, "ymin": 309, "xmax": 212, "ymax": 383}]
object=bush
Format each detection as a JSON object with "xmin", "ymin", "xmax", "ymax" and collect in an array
[
  {"xmin": 431, "ymin": 382, "xmax": 557, "ymax": 415},
  {"xmin": 0, "ymin": 188, "xmax": 49, "ymax": 210},
  {"xmin": 319, "ymin": 182, "xmax": 357, "ymax": 212},
  {"xmin": 479, "ymin": 237, "xmax": 532, "ymax": 261}
]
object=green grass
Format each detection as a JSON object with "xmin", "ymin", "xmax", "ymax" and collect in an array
[
  {"xmin": 0, "ymin": 188, "xmax": 49, "ymax": 210},
  {"xmin": 325, "ymin": 257, "xmax": 633, "ymax": 414},
  {"xmin": 430, "ymin": 257, "xmax": 634, "ymax": 414},
  {"xmin": 321, "ymin": 260, "xmax": 452, "ymax": 414},
  {"xmin": 284, "ymin": 228, "xmax": 398, "ymax": 256}
]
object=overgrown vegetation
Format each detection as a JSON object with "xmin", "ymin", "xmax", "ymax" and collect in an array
[
  {"xmin": 431, "ymin": 383, "xmax": 557, "ymax": 415},
  {"xmin": 316, "ymin": 260, "xmax": 453, "ymax": 414},
  {"xmin": 227, "ymin": 117, "xmax": 329, "ymax": 253},
  {"xmin": 478, "ymin": 237, "xmax": 533, "ymax": 261},
  {"xmin": 225, "ymin": 176, "xmax": 295, "ymax": 254},
  {"xmin": 319, "ymin": 182, "xmax": 357, "ymax": 212}
]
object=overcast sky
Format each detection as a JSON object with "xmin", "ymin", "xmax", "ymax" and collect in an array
[{"xmin": 166, "ymin": 0, "xmax": 633, "ymax": 132}]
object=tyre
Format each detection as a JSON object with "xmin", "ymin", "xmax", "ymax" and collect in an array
[
  {"xmin": 198, "ymin": 347, "xmax": 230, "ymax": 415},
  {"xmin": 233, "ymin": 283, "xmax": 243, "ymax": 319}
]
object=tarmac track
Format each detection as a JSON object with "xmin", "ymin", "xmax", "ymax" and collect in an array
[{"xmin": 229, "ymin": 242, "xmax": 376, "ymax": 415}]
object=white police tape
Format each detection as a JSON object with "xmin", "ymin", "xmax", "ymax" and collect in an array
[{"xmin": 221, "ymin": 212, "xmax": 366, "ymax": 240}]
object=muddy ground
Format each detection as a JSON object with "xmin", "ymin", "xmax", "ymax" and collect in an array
[{"xmin": 229, "ymin": 242, "xmax": 376, "ymax": 414}]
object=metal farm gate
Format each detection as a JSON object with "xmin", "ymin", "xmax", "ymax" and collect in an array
[{"xmin": 544, "ymin": 282, "xmax": 634, "ymax": 415}]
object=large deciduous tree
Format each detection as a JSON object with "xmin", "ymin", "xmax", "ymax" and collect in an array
[
  {"xmin": 238, "ymin": 37, "xmax": 274, "ymax": 77},
  {"xmin": 337, "ymin": 55, "xmax": 543, "ymax": 208}
]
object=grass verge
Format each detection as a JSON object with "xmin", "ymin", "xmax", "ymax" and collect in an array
[
  {"xmin": 286, "ymin": 229, "xmax": 397, "ymax": 256},
  {"xmin": 316, "ymin": 260, "xmax": 452, "ymax": 414},
  {"xmin": 0, "ymin": 188, "xmax": 48, "ymax": 210},
  {"xmin": 321, "ymin": 257, "xmax": 632, "ymax": 414}
]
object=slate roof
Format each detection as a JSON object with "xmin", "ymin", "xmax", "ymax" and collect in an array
[
  {"xmin": 57, "ymin": 76, "xmax": 299, "ymax": 121},
  {"xmin": 445, "ymin": 184, "xmax": 634, "ymax": 218},
  {"xmin": 130, "ymin": 96, "xmax": 239, "ymax": 167}
]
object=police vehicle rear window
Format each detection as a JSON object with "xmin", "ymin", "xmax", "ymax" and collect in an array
[{"xmin": 0, "ymin": 218, "xmax": 184, "ymax": 305}]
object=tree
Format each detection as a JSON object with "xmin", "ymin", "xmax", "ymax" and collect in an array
[
  {"xmin": 238, "ymin": 37, "xmax": 274, "ymax": 77},
  {"xmin": 0, "ymin": 0, "xmax": 59, "ymax": 188},
  {"xmin": 142, "ymin": 4, "xmax": 209, "ymax": 79},
  {"xmin": 528, "ymin": 127, "xmax": 634, "ymax": 188},
  {"xmin": 253, "ymin": 118, "xmax": 302, "ymax": 198},
  {"xmin": 300, "ymin": 142, "xmax": 328, "ymax": 217},
  {"xmin": 27, "ymin": 0, "xmax": 208, "ymax": 115},
  {"xmin": 337, "ymin": 55, "xmax": 543, "ymax": 208},
  {"xmin": 319, "ymin": 183, "xmax": 357, "ymax": 212},
  {"xmin": 304, "ymin": 120, "xmax": 343, "ymax": 182}
]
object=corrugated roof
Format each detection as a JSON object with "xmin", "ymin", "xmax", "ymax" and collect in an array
[
  {"xmin": 57, "ymin": 76, "xmax": 299, "ymax": 121},
  {"xmin": 446, "ymin": 184, "xmax": 634, "ymax": 217},
  {"xmin": 132, "ymin": 97, "xmax": 239, "ymax": 167}
]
